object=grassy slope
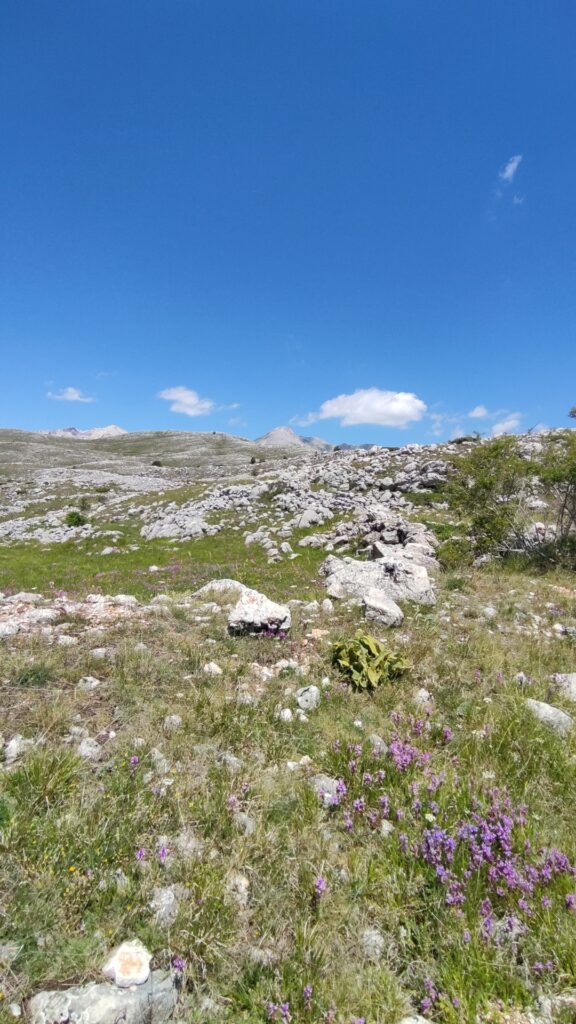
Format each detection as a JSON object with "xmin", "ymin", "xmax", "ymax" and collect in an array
[{"xmin": 1, "ymin": 464, "xmax": 576, "ymax": 1022}]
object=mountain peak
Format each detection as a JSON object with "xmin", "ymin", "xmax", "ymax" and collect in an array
[
  {"xmin": 40, "ymin": 425, "xmax": 128, "ymax": 440},
  {"xmin": 256, "ymin": 426, "xmax": 332, "ymax": 450}
]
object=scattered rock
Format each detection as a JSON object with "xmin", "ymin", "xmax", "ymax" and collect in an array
[
  {"xmin": 163, "ymin": 714, "xmax": 183, "ymax": 732},
  {"xmin": 525, "ymin": 699, "xmax": 573, "ymax": 736},
  {"xmin": 203, "ymin": 661, "xmax": 223, "ymax": 676},
  {"xmin": 102, "ymin": 939, "xmax": 152, "ymax": 987},
  {"xmin": 362, "ymin": 586, "xmax": 404, "ymax": 626},
  {"xmin": 150, "ymin": 885, "xmax": 180, "ymax": 927},
  {"xmin": 228, "ymin": 587, "xmax": 291, "ymax": 635},
  {"xmin": 28, "ymin": 972, "xmax": 174, "ymax": 1024},
  {"xmin": 321, "ymin": 554, "xmax": 436, "ymax": 606},
  {"xmin": 77, "ymin": 737, "xmax": 103, "ymax": 761},
  {"xmin": 296, "ymin": 684, "xmax": 321, "ymax": 711},
  {"xmin": 359, "ymin": 925, "xmax": 386, "ymax": 960}
]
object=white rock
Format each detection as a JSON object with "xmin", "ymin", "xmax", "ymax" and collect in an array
[
  {"xmin": 278, "ymin": 708, "xmax": 293, "ymax": 722},
  {"xmin": 526, "ymin": 698, "xmax": 573, "ymax": 736},
  {"xmin": 227, "ymin": 871, "xmax": 250, "ymax": 907},
  {"xmin": 414, "ymin": 687, "xmax": 432, "ymax": 705},
  {"xmin": 102, "ymin": 939, "xmax": 152, "ymax": 987},
  {"xmin": 369, "ymin": 734, "xmax": 388, "ymax": 755},
  {"xmin": 362, "ymin": 587, "xmax": 404, "ymax": 626},
  {"xmin": 228, "ymin": 587, "xmax": 291, "ymax": 635},
  {"xmin": 203, "ymin": 661, "xmax": 223, "ymax": 676},
  {"xmin": 4, "ymin": 734, "xmax": 34, "ymax": 764},
  {"xmin": 77, "ymin": 737, "xmax": 103, "ymax": 761},
  {"xmin": 296, "ymin": 684, "xmax": 321, "ymax": 711},
  {"xmin": 359, "ymin": 926, "xmax": 386, "ymax": 960},
  {"xmin": 174, "ymin": 827, "xmax": 204, "ymax": 860},
  {"xmin": 150, "ymin": 886, "xmax": 180, "ymax": 927},
  {"xmin": 310, "ymin": 773, "xmax": 339, "ymax": 807},
  {"xmin": 28, "ymin": 972, "xmax": 174, "ymax": 1024},
  {"xmin": 163, "ymin": 714, "xmax": 182, "ymax": 732},
  {"xmin": 77, "ymin": 675, "xmax": 101, "ymax": 693},
  {"xmin": 322, "ymin": 553, "xmax": 435, "ymax": 606},
  {"xmin": 550, "ymin": 673, "xmax": 576, "ymax": 702}
]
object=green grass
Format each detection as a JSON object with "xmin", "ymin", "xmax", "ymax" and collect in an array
[{"xmin": 1, "ymin": 552, "xmax": 576, "ymax": 1020}]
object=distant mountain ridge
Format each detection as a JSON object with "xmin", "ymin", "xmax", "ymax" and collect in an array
[
  {"xmin": 40, "ymin": 425, "xmax": 128, "ymax": 440},
  {"xmin": 256, "ymin": 425, "xmax": 332, "ymax": 450}
]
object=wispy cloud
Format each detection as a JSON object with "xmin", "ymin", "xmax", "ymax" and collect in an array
[
  {"xmin": 47, "ymin": 386, "xmax": 95, "ymax": 403},
  {"xmin": 499, "ymin": 154, "xmax": 523, "ymax": 183},
  {"xmin": 429, "ymin": 404, "xmax": 523, "ymax": 439},
  {"xmin": 294, "ymin": 388, "xmax": 427, "ymax": 429},
  {"xmin": 468, "ymin": 404, "xmax": 488, "ymax": 419},
  {"xmin": 491, "ymin": 412, "xmax": 522, "ymax": 436},
  {"xmin": 158, "ymin": 386, "xmax": 215, "ymax": 417}
]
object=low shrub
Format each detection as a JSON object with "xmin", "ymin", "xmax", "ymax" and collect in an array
[{"xmin": 65, "ymin": 510, "xmax": 88, "ymax": 527}]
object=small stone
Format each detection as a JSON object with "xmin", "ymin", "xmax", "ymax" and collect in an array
[
  {"xmin": 77, "ymin": 737, "xmax": 102, "ymax": 761},
  {"xmin": 550, "ymin": 672, "xmax": 576, "ymax": 702},
  {"xmin": 369, "ymin": 734, "xmax": 388, "ymax": 755},
  {"xmin": 77, "ymin": 675, "xmax": 101, "ymax": 692},
  {"xmin": 163, "ymin": 714, "xmax": 182, "ymax": 733},
  {"xmin": 102, "ymin": 938, "xmax": 152, "ymax": 987},
  {"xmin": 414, "ymin": 687, "xmax": 432, "ymax": 705},
  {"xmin": 234, "ymin": 811, "xmax": 256, "ymax": 835},
  {"xmin": 227, "ymin": 871, "xmax": 250, "ymax": 907},
  {"xmin": 203, "ymin": 661, "xmax": 223, "ymax": 675},
  {"xmin": 278, "ymin": 708, "xmax": 293, "ymax": 722},
  {"xmin": 321, "ymin": 598, "xmax": 334, "ymax": 614},
  {"xmin": 150, "ymin": 886, "xmax": 180, "ymax": 927},
  {"xmin": 359, "ymin": 926, "xmax": 386, "ymax": 960},
  {"xmin": 4, "ymin": 734, "xmax": 34, "ymax": 764},
  {"xmin": 296, "ymin": 684, "xmax": 321, "ymax": 711},
  {"xmin": 310, "ymin": 773, "xmax": 339, "ymax": 807}
]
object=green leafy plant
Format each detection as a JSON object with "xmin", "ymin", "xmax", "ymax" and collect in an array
[{"xmin": 332, "ymin": 631, "xmax": 407, "ymax": 690}]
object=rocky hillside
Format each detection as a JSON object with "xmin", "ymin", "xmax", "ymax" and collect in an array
[{"xmin": 0, "ymin": 429, "xmax": 575, "ymax": 1024}]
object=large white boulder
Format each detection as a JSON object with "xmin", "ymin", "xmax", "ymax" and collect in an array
[
  {"xmin": 321, "ymin": 554, "xmax": 436, "ymax": 606},
  {"xmin": 228, "ymin": 588, "xmax": 291, "ymax": 635}
]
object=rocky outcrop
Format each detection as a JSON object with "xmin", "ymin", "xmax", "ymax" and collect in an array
[{"xmin": 321, "ymin": 553, "xmax": 436, "ymax": 606}]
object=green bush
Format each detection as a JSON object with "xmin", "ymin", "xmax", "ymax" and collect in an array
[
  {"xmin": 332, "ymin": 631, "xmax": 407, "ymax": 690},
  {"xmin": 65, "ymin": 510, "xmax": 88, "ymax": 527},
  {"xmin": 438, "ymin": 537, "xmax": 473, "ymax": 570},
  {"xmin": 446, "ymin": 437, "xmax": 530, "ymax": 555}
]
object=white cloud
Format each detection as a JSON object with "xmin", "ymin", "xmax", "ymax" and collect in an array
[
  {"xmin": 158, "ymin": 386, "xmax": 215, "ymax": 417},
  {"xmin": 47, "ymin": 386, "xmax": 95, "ymax": 403},
  {"xmin": 299, "ymin": 388, "xmax": 427, "ymax": 428},
  {"xmin": 512, "ymin": 194, "xmax": 525, "ymax": 206},
  {"xmin": 499, "ymin": 154, "xmax": 523, "ymax": 183},
  {"xmin": 468, "ymin": 404, "xmax": 488, "ymax": 419},
  {"xmin": 491, "ymin": 412, "xmax": 522, "ymax": 436}
]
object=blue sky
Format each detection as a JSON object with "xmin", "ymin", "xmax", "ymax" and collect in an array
[{"xmin": 1, "ymin": 0, "xmax": 575, "ymax": 444}]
